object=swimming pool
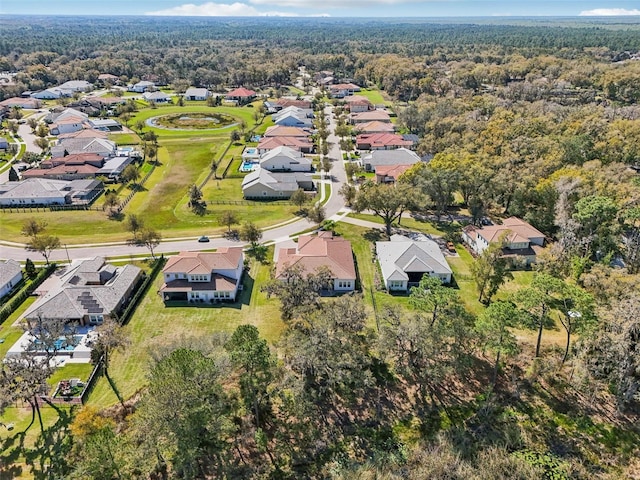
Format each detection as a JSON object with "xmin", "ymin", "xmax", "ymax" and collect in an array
[
  {"xmin": 240, "ymin": 161, "xmax": 257, "ymax": 172},
  {"xmin": 33, "ymin": 335, "xmax": 82, "ymax": 352}
]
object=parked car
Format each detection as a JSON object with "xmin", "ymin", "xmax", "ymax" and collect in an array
[
  {"xmin": 198, "ymin": 235, "xmax": 210, "ymax": 243},
  {"xmin": 446, "ymin": 242, "xmax": 456, "ymax": 252}
]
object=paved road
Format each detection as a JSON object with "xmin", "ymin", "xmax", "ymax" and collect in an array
[{"xmin": 0, "ymin": 102, "xmax": 353, "ymax": 262}]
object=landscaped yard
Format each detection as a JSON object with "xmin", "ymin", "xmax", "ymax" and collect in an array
[
  {"xmin": 87, "ymin": 254, "xmax": 284, "ymax": 408},
  {"xmin": 357, "ymin": 88, "xmax": 391, "ymax": 106}
]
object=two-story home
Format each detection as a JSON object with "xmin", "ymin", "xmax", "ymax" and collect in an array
[
  {"xmin": 160, "ymin": 248, "xmax": 244, "ymax": 303},
  {"xmin": 275, "ymin": 232, "xmax": 356, "ymax": 292},
  {"xmin": 462, "ymin": 217, "xmax": 546, "ymax": 265}
]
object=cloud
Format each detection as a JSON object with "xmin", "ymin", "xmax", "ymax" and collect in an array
[
  {"xmin": 248, "ymin": 0, "xmax": 417, "ymax": 6},
  {"xmin": 579, "ymin": 8, "xmax": 640, "ymax": 16},
  {"xmin": 146, "ymin": 2, "xmax": 301, "ymax": 16}
]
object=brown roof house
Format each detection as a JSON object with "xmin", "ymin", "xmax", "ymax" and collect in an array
[
  {"xmin": 225, "ymin": 87, "xmax": 257, "ymax": 104},
  {"xmin": 462, "ymin": 217, "xmax": 545, "ymax": 266},
  {"xmin": 275, "ymin": 232, "xmax": 356, "ymax": 292},
  {"xmin": 356, "ymin": 133, "xmax": 413, "ymax": 151},
  {"xmin": 160, "ymin": 248, "xmax": 244, "ymax": 303}
]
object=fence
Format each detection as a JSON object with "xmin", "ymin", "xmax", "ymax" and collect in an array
[
  {"xmin": 0, "ymin": 263, "xmax": 56, "ymax": 323},
  {"xmin": 41, "ymin": 356, "xmax": 104, "ymax": 406},
  {"xmin": 117, "ymin": 256, "xmax": 166, "ymax": 326},
  {"xmin": 117, "ymin": 162, "xmax": 157, "ymax": 212},
  {"xmin": 0, "ymin": 204, "xmax": 104, "ymax": 213}
]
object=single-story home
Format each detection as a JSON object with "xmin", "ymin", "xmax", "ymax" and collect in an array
[
  {"xmin": 257, "ymin": 136, "xmax": 314, "ymax": 154},
  {"xmin": 58, "ymin": 80, "xmax": 93, "ymax": 93},
  {"xmin": 184, "ymin": 87, "xmax": 211, "ymax": 101},
  {"xmin": 355, "ymin": 120, "xmax": 395, "ymax": 134},
  {"xmin": 343, "ymin": 95, "xmax": 372, "ymax": 113},
  {"xmin": 462, "ymin": 217, "xmax": 546, "ymax": 265},
  {"xmin": 272, "ymin": 106, "xmax": 314, "ymax": 128},
  {"xmin": 362, "ymin": 148, "xmax": 421, "ymax": 172},
  {"xmin": 160, "ymin": 248, "xmax": 244, "ymax": 303},
  {"xmin": 0, "ymin": 178, "xmax": 103, "ymax": 206},
  {"xmin": 0, "ymin": 259, "xmax": 23, "ymax": 299},
  {"xmin": 23, "ymin": 257, "xmax": 142, "ymax": 326},
  {"xmin": 329, "ymin": 83, "xmax": 361, "ymax": 98},
  {"xmin": 142, "ymin": 91, "xmax": 171, "ymax": 103},
  {"xmin": 377, "ymin": 234, "xmax": 453, "ymax": 291},
  {"xmin": 0, "ymin": 97, "xmax": 42, "ymax": 109},
  {"xmin": 32, "ymin": 88, "xmax": 68, "ymax": 100},
  {"xmin": 242, "ymin": 169, "xmax": 314, "ymax": 199},
  {"xmin": 263, "ymin": 125, "xmax": 310, "ymax": 138},
  {"xmin": 275, "ymin": 231, "xmax": 356, "ymax": 292},
  {"xmin": 259, "ymin": 146, "xmax": 312, "ymax": 172},
  {"xmin": 88, "ymin": 118, "xmax": 122, "ymax": 132},
  {"xmin": 351, "ymin": 110, "xmax": 391, "ymax": 124},
  {"xmin": 356, "ymin": 133, "xmax": 413, "ymax": 151},
  {"xmin": 51, "ymin": 138, "xmax": 117, "ymax": 158},
  {"xmin": 375, "ymin": 164, "xmax": 413, "ymax": 184},
  {"xmin": 129, "ymin": 81, "xmax": 155, "ymax": 93},
  {"xmin": 225, "ymin": 87, "xmax": 257, "ymax": 104}
]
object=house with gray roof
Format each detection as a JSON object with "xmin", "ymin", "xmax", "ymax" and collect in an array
[
  {"xmin": 129, "ymin": 81, "xmax": 155, "ymax": 93},
  {"xmin": 242, "ymin": 168, "xmax": 314, "ymax": 199},
  {"xmin": 259, "ymin": 146, "xmax": 313, "ymax": 172},
  {"xmin": 0, "ymin": 178, "xmax": 103, "ymax": 206},
  {"xmin": 184, "ymin": 87, "xmax": 211, "ymax": 101},
  {"xmin": 51, "ymin": 137, "xmax": 116, "ymax": 158},
  {"xmin": 376, "ymin": 234, "xmax": 452, "ymax": 291},
  {"xmin": 24, "ymin": 257, "xmax": 142, "ymax": 326},
  {"xmin": 362, "ymin": 148, "xmax": 422, "ymax": 172},
  {"xmin": 0, "ymin": 259, "xmax": 23, "ymax": 299},
  {"xmin": 272, "ymin": 106, "xmax": 314, "ymax": 128},
  {"xmin": 142, "ymin": 91, "xmax": 171, "ymax": 103},
  {"xmin": 58, "ymin": 80, "xmax": 93, "ymax": 93}
]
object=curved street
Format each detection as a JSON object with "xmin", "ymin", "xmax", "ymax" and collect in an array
[{"xmin": 0, "ymin": 103, "xmax": 360, "ymax": 262}]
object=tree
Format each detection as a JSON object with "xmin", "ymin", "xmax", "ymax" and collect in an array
[
  {"xmin": 25, "ymin": 258, "xmax": 37, "ymax": 278},
  {"xmin": 572, "ymin": 195, "xmax": 619, "ymax": 259},
  {"xmin": 121, "ymin": 164, "xmax": 140, "ymax": 186},
  {"xmin": 622, "ymin": 206, "xmax": 640, "ymax": 274},
  {"xmin": 240, "ymin": 222, "xmax": 262, "ymax": 248},
  {"xmin": 133, "ymin": 348, "xmax": 233, "ymax": 479},
  {"xmin": 321, "ymin": 157, "xmax": 332, "ymax": 179},
  {"xmin": 35, "ymin": 122, "xmax": 49, "ymax": 138},
  {"xmin": 7, "ymin": 120, "xmax": 19, "ymax": 135},
  {"xmin": 27, "ymin": 117, "xmax": 38, "ymax": 131},
  {"xmin": 28, "ymin": 235, "xmax": 60, "ymax": 265},
  {"xmin": 21, "ymin": 218, "xmax": 48, "ymax": 238},
  {"xmin": 138, "ymin": 228, "xmax": 161, "ymax": 259},
  {"xmin": 35, "ymin": 137, "xmax": 50, "ymax": 151},
  {"xmin": 103, "ymin": 192, "xmax": 119, "ymax": 216},
  {"xmin": 125, "ymin": 213, "xmax": 144, "ymax": 239},
  {"xmin": 225, "ymin": 325, "xmax": 275, "ymax": 428},
  {"xmin": 511, "ymin": 272, "xmax": 562, "ymax": 358},
  {"xmin": 470, "ymin": 239, "xmax": 513, "ymax": 304},
  {"xmin": 135, "ymin": 119, "xmax": 145, "ymax": 132},
  {"xmin": 290, "ymin": 188, "xmax": 308, "ymax": 211},
  {"xmin": 354, "ymin": 182, "xmax": 412, "ymax": 236},
  {"xmin": 554, "ymin": 282, "xmax": 596, "ymax": 364},
  {"xmin": 188, "ymin": 184, "xmax": 203, "ymax": 208},
  {"xmin": 410, "ymin": 275, "xmax": 458, "ymax": 327},
  {"xmin": 8, "ymin": 166, "xmax": 19, "ymax": 181},
  {"xmin": 230, "ymin": 130, "xmax": 241, "ymax": 143},
  {"xmin": 339, "ymin": 183, "xmax": 356, "ymax": 207},
  {"xmin": 262, "ymin": 263, "xmax": 333, "ymax": 321},
  {"xmin": 219, "ymin": 210, "xmax": 239, "ymax": 232},
  {"xmin": 476, "ymin": 301, "xmax": 521, "ymax": 386},
  {"xmin": 307, "ymin": 205, "xmax": 326, "ymax": 224},
  {"xmin": 92, "ymin": 319, "xmax": 129, "ymax": 406}
]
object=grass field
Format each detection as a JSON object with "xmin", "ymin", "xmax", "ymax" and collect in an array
[
  {"xmin": 347, "ymin": 212, "xmax": 450, "ymax": 237},
  {"xmin": 357, "ymin": 88, "xmax": 391, "ymax": 106}
]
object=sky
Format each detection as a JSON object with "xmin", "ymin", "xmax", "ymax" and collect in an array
[{"xmin": 2, "ymin": 0, "xmax": 640, "ymax": 18}]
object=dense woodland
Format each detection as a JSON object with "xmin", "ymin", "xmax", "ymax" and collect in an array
[{"xmin": 1, "ymin": 16, "xmax": 640, "ymax": 479}]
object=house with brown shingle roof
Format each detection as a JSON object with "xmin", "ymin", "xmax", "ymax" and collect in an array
[
  {"xmin": 351, "ymin": 110, "xmax": 391, "ymax": 124},
  {"xmin": 275, "ymin": 232, "xmax": 356, "ymax": 292},
  {"xmin": 160, "ymin": 248, "xmax": 244, "ymax": 303},
  {"xmin": 343, "ymin": 95, "xmax": 372, "ymax": 113},
  {"xmin": 462, "ymin": 217, "xmax": 545, "ymax": 265},
  {"xmin": 356, "ymin": 133, "xmax": 413, "ymax": 151},
  {"xmin": 257, "ymin": 136, "xmax": 314, "ymax": 154},
  {"xmin": 355, "ymin": 120, "xmax": 395, "ymax": 134},
  {"xmin": 375, "ymin": 164, "xmax": 413, "ymax": 184},
  {"xmin": 0, "ymin": 97, "xmax": 41, "ymax": 109},
  {"xmin": 264, "ymin": 125, "xmax": 310, "ymax": 138},
  {"xmin": 226, "ymin": 87, "xmax": 257, "ymax": 104}
]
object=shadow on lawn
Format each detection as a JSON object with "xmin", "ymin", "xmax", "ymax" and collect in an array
[
  {"xmin": 164, "ymin": 273, "xmax": 255, "ymax": 310},
  {"xmin": 0, "ymin": 428, "xmax": 26, "ymax": 479}
]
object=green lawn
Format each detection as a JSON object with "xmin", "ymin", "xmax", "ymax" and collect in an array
[
  {"xmin": 347, "ymin": 212, "xmax": 450, "ymax": 236},
  {"xmin": 357, "ymin": 88, "xmax": 391, "ymax": 106},
  {"xmin": 87, "ymin": 255, "xmax": 284, "ymax": 408},
  {"xmin": 0, "ymin": 297, "xmax": 35, "ymax": 359},
  {"xmin": 108, "ymin": 132, "xmax": 140, "ymax": 145}
]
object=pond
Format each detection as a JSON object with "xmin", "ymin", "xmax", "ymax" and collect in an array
[{"xmin": 147, "ymin": 112, "xmax": 238, "ymax": 130}]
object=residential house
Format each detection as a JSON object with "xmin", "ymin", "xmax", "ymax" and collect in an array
[
  {"xmin": 0, "ymin": 259, "xmax": 23, "ymax": 299},
  {"xmin": 46, "ymin": 108, "xmax": 89, "ymax": 135},
  {"xmin": 329, "ymin": 83, "xmax": 361, "ymax": 98},
  {"xmin": 24, "ymin": 257, "xmax": 142, "ymax": 326},
  {"xmin": 0, "ymin": 178, "xmax": 103, "ymax": 206},
  {"xmin": 0, "ymin": 97, "xmax": 41, "ymax": 109},
  {"xmin": 356, "ymin": 133, "xmax": 413, "ymax": 151},
  {"xmin": 276, "ymin": 98, "xmax": 313, "ymax": 109},
  {"xmin": 362, "ymin": 148, "xmax": 421, "ymax": 172},
  {"xmin": 343, "ymin": 95, "xmax": 372, "ymax": 113},
  {"xmin": 351, "ymin": 110, "xmax": 391, "ymax": 124},
  {"xmin": 242, "ymin": 169, "xmax": 314, "ymax": 199},
  {"xmin": 462, "ymin": 217, "xmax": 546, "ymax": 265},
  {"xmin": 97, "ymin": 73, "xmax": 120, "ymax": 85},
  {"xmin": 88, "ymin": 119, "xmax": 122, "ymax": 132},
  {"xmin": 51, "ymin": 138, "xmax": 117, "ymax": 158},
  {"xmin": 355, "ymin": 120, "xmax": 395, "ymax": 134},
  {"xmin": 263, "ymin": 125, "xmax": 310, "ymax": 138},
  {"xmin": 58, "ymin": 129, "xmax": 109, "ymax": 141},
  {"xmin": 272, "ymin": 106, "xmax": 314, "ymax": 128},
  {"xmin": 259, "ymin": 146, "xmax": 312, "ymax": 172},
  {"xmin": 31, "ymin": 88, "xmax": 67, "ymax": 100},
  {"xmin": 129, "ymin": 81, "xmax": 155, "ymax": 93},
  {"xmin": 22, "ymin": 153, "xmax": 105, "ymax": 181},
  {"xmin": 184, "ymin": 87, "xmax": 211, "ymax": 101},
  {"xmin": 225, "ymin": 87, "xmax": 257, "ymax": 104},
  {"xmin": 257, "ymin": 136, "xmax": 314, "ymax": 154},
  {"xmin": 374, "ymin": 164, "xmax": 413, "ymax": 184},
  {"xmin": 142, "ymin": 91, "xmax": 171, "ymax": 103},
  {"xmin": 275, "ymin": 231, "xmax": 356, "ymax": 292},
  {"xmin": 160, "ymin": 248, "xmax": 244, "ymax": 303},
  {"xmin": 58, "ymin": 80, "xmax": 93, "ymax": 93},
  {"xmin": 377, "ymin": 234, "xmax": 452, "ymax": 291}
]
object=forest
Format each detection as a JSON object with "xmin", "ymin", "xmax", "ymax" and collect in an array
[{"xmin": 0, "ymin": 15, "xmax": 639, "ymax": 480}]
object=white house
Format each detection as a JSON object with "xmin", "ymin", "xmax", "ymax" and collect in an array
[
  {"xmin": 0, "ymin": 178, "xmax": 103, "ymax": 206},
  {"xmin": 184, "ymin": 87, "xmax": 211, "ymax": 101},
  {"xmin": 259, "ymin": 146, "xmax": 312, "ymax": 172},
  {"xmin": 462, "ymin": 217, "xmax": 546, "ymax": 265},
  {"xmin": 376, "ymin": 235, "xmax": 452, "ymax": 291},
  {"xmin": 129, "ymin": 81, "xmax": 155, "ymax": 93},
  {"xmin": 242, "ymin": 169, "xmax": 314, "ymax": 199},
  {"xmin": 362, "ymin": 148, "xmax": 421, "ymax": 172},
  {"xmin": 272, "ymin": 106, "xmax": 314, "ymax": 128},
  {"xmin": 32, "ymin": 88, "xmax": 66, "ymax": 100},
  {"xmin": 275, "ymin": 231, "xmax": 356, "ymax": 292},
  {"xmin": 142, "ymin": 91, "xmax": 171, "ymax": 103},
  {"xmin": 160, "ymin": 248, "xmax": 244, "ymax": 303},
  {"xmin": 0, "ymin": 259, "xmax": 23, "ymax": 299}
]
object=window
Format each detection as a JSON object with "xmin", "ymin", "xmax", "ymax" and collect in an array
[{"xmin": 89, "ymin": 315, "xmax": 104, "ymax": 325}]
